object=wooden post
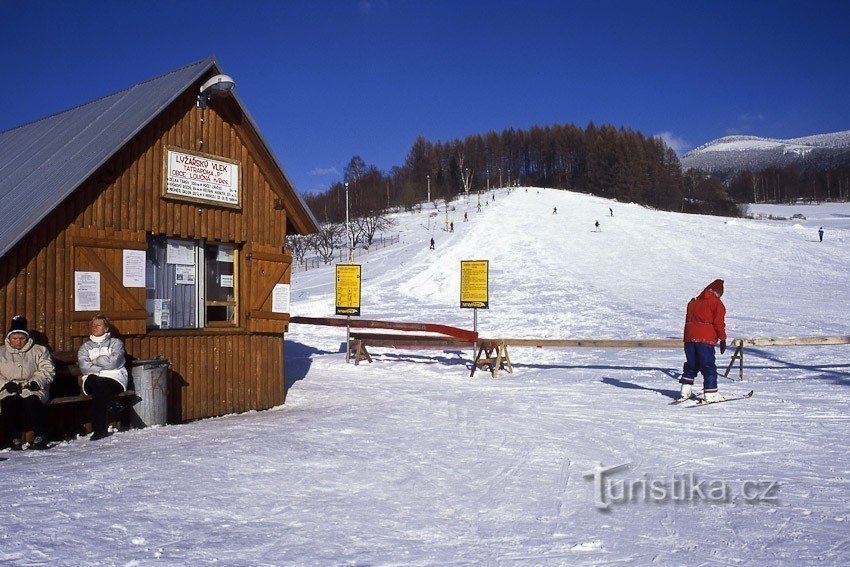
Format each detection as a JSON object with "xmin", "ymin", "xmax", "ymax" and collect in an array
[{"xmin": 723, "ymin": 340, "xmax": 745, "ymax": 381}]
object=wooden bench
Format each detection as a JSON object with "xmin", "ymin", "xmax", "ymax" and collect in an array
[{"xmin": 2, "ymin": 351, "xmax": 139, "ymax": 446}]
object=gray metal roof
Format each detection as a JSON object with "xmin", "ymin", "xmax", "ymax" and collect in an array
[{"xmin": 0, "ymin": 56, "xmax": 317, "ymax": 261}]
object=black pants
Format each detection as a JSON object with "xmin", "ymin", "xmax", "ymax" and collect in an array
[
  {"xmin": 83, "ymin": 376, "xmax": 124, "ymax": 436},
  {"xmin": 1, "ymin": 394, "xmax": 46, "ymax": 439}
]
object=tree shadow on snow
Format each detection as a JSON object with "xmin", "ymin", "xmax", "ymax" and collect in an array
[
  {"xmin": 600, "ymin": 376, "xmax": 681, "ymax": 400},
  {"xmin": 284, "ymin": 340, "xmax": 338, "ymax": 394}
]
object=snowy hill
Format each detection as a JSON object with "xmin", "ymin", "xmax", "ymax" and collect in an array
[
  {"xmin": 681, "ymin": 130, "xmax": 850, "ymax": 179},
  {"xmin": 3, "ymin": 188, "xmax": 849, "ymax": 565}
]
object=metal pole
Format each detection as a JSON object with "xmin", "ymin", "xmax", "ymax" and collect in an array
[
  {"xmin": 346, "ymin": 315, "xmax": 351, "ymax": 363},
  {"xmin": 427, "ymin": 174, "xmax": 430, "ymax": 203},
  {"xmin": 486, "ymin": 168, "xmax": 490, "ymax": 191},
  {"xmin": 473, "ymin": 307, "xmax": 478, "ymax": 354},
  {"xmin": 345, "ymin": 182, "xmax": 351, "ymax": 262}
]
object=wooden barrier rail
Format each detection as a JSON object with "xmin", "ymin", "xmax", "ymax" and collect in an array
[{"xmin": 724, "ymin": 336, "xmax": 850, "ymax": 380}]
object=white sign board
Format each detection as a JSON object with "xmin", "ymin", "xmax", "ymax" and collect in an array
[
  {"xmin": 123, "ymin": 249, "xmax": 146, "ymax": 288},
  {"xmin": 167, "ymin": 239, "xmax": 195, "ymax": 265},
  {"xmin": 175, "ymin": 265, "xmax": 196, "ymax": 285},
  {"xmin": 74, "ymin": 271, "xmax": 101, "ymax": 311},
  {"xmin": 164, "ymin": 147, "xmax": 240, "ymax": 208},
  {"xmin": 272, "ymin": 283, "xmax": 290, "ymax": 314}
]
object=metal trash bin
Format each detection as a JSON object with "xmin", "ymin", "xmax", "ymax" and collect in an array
[{"xmin": 130, "ymin": 359, "xmax": 170, "ymax": 427}]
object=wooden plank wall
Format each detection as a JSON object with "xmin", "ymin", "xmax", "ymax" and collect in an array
[{"xmin": 0, "ymin": 78, "xmax": 295, "ymax": 421}]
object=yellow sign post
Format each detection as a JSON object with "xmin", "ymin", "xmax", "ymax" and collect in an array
[
  {"xmin": 336, "ymin": 264, "xmax": 362, "ymax": 363},
  {"xmin": 461, "ymin": 260, "xmax": 488, "ymax": 354},
  {"xmin": 336, "ymin": 264, "xmax": 362, "ymax": 316},
  {"xmin": 460, "ymin": 260, "xmax": 489, "ymax": 309}
]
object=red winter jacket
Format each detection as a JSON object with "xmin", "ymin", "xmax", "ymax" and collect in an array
[{"xmin": 683, "ymin": 279, "xmax": 727, "ymax": 344}]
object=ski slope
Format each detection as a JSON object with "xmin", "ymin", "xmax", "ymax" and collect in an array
[{"xmin": 2, "ymin": 188, "xmax": 849, "ymax": 565}]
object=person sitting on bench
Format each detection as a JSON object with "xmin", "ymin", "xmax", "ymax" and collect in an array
[
  {"xmin": 78, "ymin": 315, "xmax": 128, "ymax": 441},
  {"xmin": 0, "ymin": 315, "xmax": 55, "ymax": 450}
]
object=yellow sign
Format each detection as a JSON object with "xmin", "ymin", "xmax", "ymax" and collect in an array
[
  {"xmin": 460, "ymin": 260, "xmax": 489, "ymax": 309},
  {"xmin": 335, "ymin": 264, "xmax": 362, "ymax": 316}
]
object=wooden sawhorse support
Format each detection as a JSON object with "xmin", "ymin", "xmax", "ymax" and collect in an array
[
  {"xmin": 723, "ymin": 340, "xmax": 744, "ymax": 381},
  {"xmin": 470, "ymin": 340, "xmax": 513, "ymax": 378},
  {"xmin": 349, "ymin": 339, "xmax": 373, "ymax": 366}
]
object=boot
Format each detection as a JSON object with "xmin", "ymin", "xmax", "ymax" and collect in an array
[
  {"xmin": 677, "ymin": 383, "xmax": 693, "ymax": 401},
  {"xmin": 30, "ymin": 435, "xmax": 50, "ymax": 450},
  {"xmin": 703, "ymin": 391, "xmax": 724, "ymax": 403}
]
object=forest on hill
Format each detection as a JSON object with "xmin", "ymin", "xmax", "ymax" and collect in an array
[
  {"xmin": 304, "ymin": 123, "xmax": 743, "ymax": 223},
  {"xmin": 727, "ymin": 164, "xmax": 850, "ymax": 203}
]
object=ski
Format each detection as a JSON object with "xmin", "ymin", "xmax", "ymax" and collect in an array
[
  {"xmin": 669, "ymin": 390, "xmax": 705, "ymax": 405},
  {"xmin": 686, "ymin": 390, "xmax": 754, "ymax": 408}
]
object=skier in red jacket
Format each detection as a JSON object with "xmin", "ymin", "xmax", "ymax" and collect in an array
[{"xmin": 678, "ymin": 279, "xmax": 727, "ymax": 403}]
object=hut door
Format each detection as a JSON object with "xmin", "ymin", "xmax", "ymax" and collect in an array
[
  {"xmin": 245, "ymin": 243, "xmax": 292, "ymax": 333},
  {"xmin": 69, "ymin": 229, "xmax": 148, "ymax": 336}
]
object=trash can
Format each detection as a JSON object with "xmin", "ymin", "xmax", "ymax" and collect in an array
[{"xmin": 130, "ymin": 359, "xmax": 170, "ymax": 427}]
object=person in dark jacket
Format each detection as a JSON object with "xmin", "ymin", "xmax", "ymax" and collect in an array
[
  {"xmin": 678, "ymin": 279, "xmax": 727, "ymax": 402},
  {"xmin": 78, "ymin": 315, "xmax": 128, "ymax": 441},
  {"xmin": 0, "ymin": 316, "xmax": 55, "ymax": 449}
]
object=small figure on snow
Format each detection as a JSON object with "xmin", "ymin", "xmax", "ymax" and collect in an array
[
  {"xmin": 552, "ymin": 207, "xmax": 558, "ymax": 215},
  {"xmin": 450, "ymin": 222, "xmax": 454, "ymax": 233},
  {"xmin": 429, "ymin": 237, "xmax": 435, "ymax": 250},
  {"xmin": 594, "ymin": 220, "xmax": 600, "ymax": 231},
  {"xmin": 609, "ymin": 207, "xmax": 613, "ymax": 217},
  {"xmin": 678, "ymin": 279, "xmax": 727, "ymax": 403},
  {"xmin": 818, "ymin": 226, "xmax": 824, "ymax": 242},
  {"xmin": 464, "ymin": 211, "xmax": 468, "ymax": 222}
]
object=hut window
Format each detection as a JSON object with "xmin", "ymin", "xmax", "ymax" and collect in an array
[
  {"xmin": 146, "ymin": 236, "xmax": 199, "ymax": 329},
  {"xmin": 145, "ymin": 236, "xmax": 239, "ymax": 329},
  {"xmin": 204, "ymin": 243, "xmax": 238, "ymax": 326}
]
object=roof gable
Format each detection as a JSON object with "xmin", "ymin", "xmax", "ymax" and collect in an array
[{"xmin": 0, "ymin": 56, "xmax": 317, "ymax": 260}]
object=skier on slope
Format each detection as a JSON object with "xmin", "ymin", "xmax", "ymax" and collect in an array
[{"xmin": 678, "ymin": 279, "xmax": 727, "ymax": 403}]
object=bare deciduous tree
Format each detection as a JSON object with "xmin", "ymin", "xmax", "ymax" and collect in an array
[
  {"xmin": 285, "ymin": 234, "xmax": 313, "ymax": 265},
  {"xmin": 313, "ymin": 223, "xmax": 344, "ymax": 264},
  {"xmin": 356, "ymin": 211, "xmax": 396, "ymax": 248}
]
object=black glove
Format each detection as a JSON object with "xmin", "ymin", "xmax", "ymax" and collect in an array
[
  {"xmin": 719, "ymin": 340, "xmax": 727, "ymax": 354},
  {"xmin": 26, "ymin": 380, "xmax": 41, "ymax": 391},
  {"xmin": 3, "ymin": 381, "xmax": 22, "ymax": 394}
]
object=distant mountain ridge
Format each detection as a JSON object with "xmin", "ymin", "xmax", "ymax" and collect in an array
[{"xmin": 681, "ymin": 130, "xmax": 850, "ymax": 179}]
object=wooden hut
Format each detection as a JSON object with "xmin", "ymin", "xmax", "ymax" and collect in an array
[{"xmin": 0, "ymin": 56, "xmax": 318, "ymax": 427}]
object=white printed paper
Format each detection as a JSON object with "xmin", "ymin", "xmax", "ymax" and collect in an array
[
  {"xmin": 123, "ymin": 249, "xmax": 146, "ymax": 288},
  {"xmin": 272, "ymin": 283, "xmax": 290, "ymax": 314},
  {"xmin": 175, "ymin": 265, "xmax": 196, "ymax": 285},
  {"xmin": 167, "ymin": 239, "xmax": 195, "ymax": 265},
  {"xmin": 217, "ymin": 244, "xmax": 234, "ymax": 263},
  {"xmin": 220, "ymin": 274, "xmax": 234, "ymax": 288},
  {"xmin": 74, "ymin": 272, "xmax": 101, "ymax": 311}
]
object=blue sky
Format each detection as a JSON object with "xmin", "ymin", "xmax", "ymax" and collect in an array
[{"xmin": 2, "ymin": 0, "xmax": 849, "ymax": 194}]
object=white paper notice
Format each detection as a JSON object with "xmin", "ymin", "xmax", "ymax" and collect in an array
[
  {"xmin": 217, "ymin": 244, "xmax": 234, "ymax": 263},
  {"xmin": 167, "ymin": 239, "xmax": 195, "ymax": 265},
  {"xmin": 272, "ymin": 283, "xmax": 290, "ymax": 314},
  {"xmin": 175, "ymin": 265, "xmax": 196, "ymax": 285},
  {"xmin": 74, "ymin": 271, "xmax": 101, "ymax": 311},
  {"xmin": 220, "ymin": 274, "xmax": 234, "ymax": 288},
  {"xmin": 123, "ymin": 249, "xmax": 146, "ymax": 288}
]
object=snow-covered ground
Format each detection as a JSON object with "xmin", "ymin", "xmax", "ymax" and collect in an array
[{"xmin": 2, "ymin": 189, "xmax": 849, "ymax": 565}]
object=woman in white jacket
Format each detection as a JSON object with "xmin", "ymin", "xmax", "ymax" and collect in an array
[
  {"xmin": 78, "ymin": 315, "xmax": 128, "ymax": 441},
  {"xmin": 0, "ymin": 315, "xmax": 55, "ymax": 450}
]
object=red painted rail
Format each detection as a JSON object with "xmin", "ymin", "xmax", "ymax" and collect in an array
[{"xmin": 289, "ymin": 316, "xmax": 478, "ymax": 342}]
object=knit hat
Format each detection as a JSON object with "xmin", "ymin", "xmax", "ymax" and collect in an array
[
  {"xmin": 706, "ymin": 279, "xmax": 724, "ymax": 297},
  {"xmin": 7, "ymin": 315, "xmax": 29, "ymax": 339}
]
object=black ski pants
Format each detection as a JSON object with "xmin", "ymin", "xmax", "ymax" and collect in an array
[
  {"xmin": 1, "ymin": 394, "xmax": 46, "ymax": 439},
  {"xmin": 83, "ymin": 376, "xmax": 124, "ymax": 436}
]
